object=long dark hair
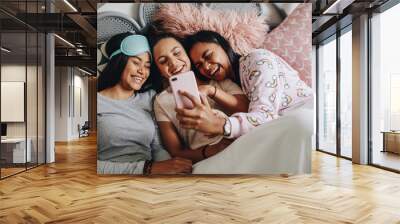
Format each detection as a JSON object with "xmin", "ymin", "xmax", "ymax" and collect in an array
[
  {"xmin": 185, "ymin": 30, "xmax": 241, "ymax": 87},
  {"xmin": 97, "ymin": 32, "xmax": 154, "ymax": 92}
]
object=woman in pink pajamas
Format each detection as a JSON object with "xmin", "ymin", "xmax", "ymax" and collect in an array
[{"xmin": 176, "ymin": 30, "xmax": 313, "ymax": 139}]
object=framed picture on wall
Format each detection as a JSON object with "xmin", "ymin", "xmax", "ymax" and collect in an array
[{"xmin": 1, "ymin": 81, "xmax": 25, "ymax": 122}]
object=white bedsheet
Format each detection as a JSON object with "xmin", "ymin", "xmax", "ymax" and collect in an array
[{"xmin": 192, "ymin": 99, "xmax": 314, "ymax": 174}]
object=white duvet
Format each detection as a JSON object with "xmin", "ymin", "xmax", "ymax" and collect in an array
[{"xmin": 193, "ymin": 99, "xmax": 314, "ymax": 174}]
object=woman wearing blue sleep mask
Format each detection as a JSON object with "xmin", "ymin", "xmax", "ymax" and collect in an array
[{"xmin": 98, "ymin": 32, "xmax": 153, "ymax": 93}]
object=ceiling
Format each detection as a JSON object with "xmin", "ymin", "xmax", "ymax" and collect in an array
[
  {"xmin": 311, "ymin": 0, "xmax": 390, "ymax": 44},
  {"xmin": 0, "ymin": 0, "xmax": 98, "ymax": 73}
]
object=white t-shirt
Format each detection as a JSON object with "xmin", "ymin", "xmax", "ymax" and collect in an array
[{"xmin": 154, "ymin": 79, "xmax": 244, "ymax": 149}]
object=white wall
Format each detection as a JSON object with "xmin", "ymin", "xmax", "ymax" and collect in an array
[
  {"xmin": 312, "ymin": 45, "xmax": 317, "ymax": 150},
  {"xmin": 1, "ymin": 65, "xmax": 26, "ymax": 140},
  {"xmin": 1, "ymin": 65, "xmax": 35, "ymax": 138},
  {"xmin": 1, "ymin": 63, "xmax": 46, "ymax": 164},
  {"xmin": 74, "ymin": 74, "xmax": 89, "ymax": 123},
  {"xmin": 72, "ymin": 73, "xmax": 89, "ymax": 138},
  {"xmin": 54, "ymin": 67, "xmax": 89, "ymax": 141},
  {"xmin": 55, "ymin": 66, "xmax": 69, "ymax": 141},
  {"xmin": 1, "ymin": 65, "xmax": 26, "ymax": 81}
]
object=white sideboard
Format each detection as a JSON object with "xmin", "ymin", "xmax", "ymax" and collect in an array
[{"xmin": 1, "ymin": 138, "xmax": 32, "ymax": 163}]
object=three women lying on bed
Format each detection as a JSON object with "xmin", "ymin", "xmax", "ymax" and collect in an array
[{"xmin": 97, "ymin": 29, "xmax": 313, "ymax": 175}]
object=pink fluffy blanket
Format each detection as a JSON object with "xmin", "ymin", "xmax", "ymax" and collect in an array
[{"xmin": 153, "ymin": 3, "xmax": 269, "ymax": 55}]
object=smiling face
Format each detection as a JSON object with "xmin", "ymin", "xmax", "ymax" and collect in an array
[
  {"xmin": 189, "ymin": 42, "xmax": 232, "ymax": 81},
  {"xmin": 153, "ymin": 37, "xmax": 191, "ymax": 79},
  {"xmin": 119, "ymin": 52, "xmax": 151, "ymax": 91}
]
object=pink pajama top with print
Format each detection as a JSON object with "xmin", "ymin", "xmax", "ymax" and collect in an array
[{"xmin": 228, "ymin": 49, "xmax": 314, "ymax": 139}]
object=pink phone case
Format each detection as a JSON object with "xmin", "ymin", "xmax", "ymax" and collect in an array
[{"xmin": 169, "ymin": 71, "xmax": 200, "ymax": 109}]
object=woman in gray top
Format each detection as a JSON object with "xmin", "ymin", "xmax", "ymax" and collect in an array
[{"xmin": 97, "ymin": 32, "xmax": 192, "ymax": 175}]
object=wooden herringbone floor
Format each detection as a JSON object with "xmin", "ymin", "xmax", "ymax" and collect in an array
[{"xmin": 1, "ymin": 134, "xmax": 400, "ymax": 224}]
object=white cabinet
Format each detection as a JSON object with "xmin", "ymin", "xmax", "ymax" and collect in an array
[{"xmin": 1, "ymin": 138, "xmax": 32, "ymax": 163}]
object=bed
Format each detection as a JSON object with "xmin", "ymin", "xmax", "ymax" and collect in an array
[
  {"xmin": 193, "ymin": 99, "xmax": 314, "ymax": 174},
  {"xmin": 97, "ymin": 3, "xmax": 314, "ymax": 175}
]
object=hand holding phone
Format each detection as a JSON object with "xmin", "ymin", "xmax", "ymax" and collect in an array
[{"xmin": 169, "ymin": 71, "xmax": 200, "ymax": 109}]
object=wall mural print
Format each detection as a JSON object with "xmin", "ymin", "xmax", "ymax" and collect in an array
[{"xmin": 96, "ymin": 3, "xmax": 314, "ymax": 175}]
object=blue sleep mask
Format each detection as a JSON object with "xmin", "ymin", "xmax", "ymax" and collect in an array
[{"xmin": 109, "ymin": 34, "xmax": 151, "ymax": 60}]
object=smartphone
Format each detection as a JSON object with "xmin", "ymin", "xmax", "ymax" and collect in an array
[{"xmin": 169, "ymin": 71, "xmax": 200, "ymax": 109}]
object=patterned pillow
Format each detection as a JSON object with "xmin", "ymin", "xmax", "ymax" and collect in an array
[{"xmin": 262, "ymin": 3, "xmax": 312, "ymax": 86}]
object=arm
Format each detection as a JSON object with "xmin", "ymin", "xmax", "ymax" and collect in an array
[
  {"xmin": 199, "ymin": 85, "xmax": 248, "ymax": 115},
  {"xmin": 149, "ymin": 123, "xmax": 193, "ymax": 174},
  {"xmin": 157, "ymin": 121, "xmax": 204, "ymax": 163},
  {"xmin": 228, "ymin": 52, "xmax": 284, "ymax": 138},
  {"xmin": 153, "ymin": 97, "xmax": 204, "ymax": 162},
  {"xmin": 149, "ymin": 109, "xmax": 193, "ymax": 174},
  {"xmin": 228, "ymin": 86, "xmax": 280, "ymax": 139},
  {"xmin": 157, "ymin": 121, "xmax": 229, "ymax": 163},
  {"xmin": 215, "ymin": 92, "xmax": 249, "ymax": 115},
  {"xmin": 176, "ymin": 52, "xmax": 281, "ymax": 138},
  {"xmin": 229, "ymin": 49, "xmax": 313, "ymax": 138}
]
